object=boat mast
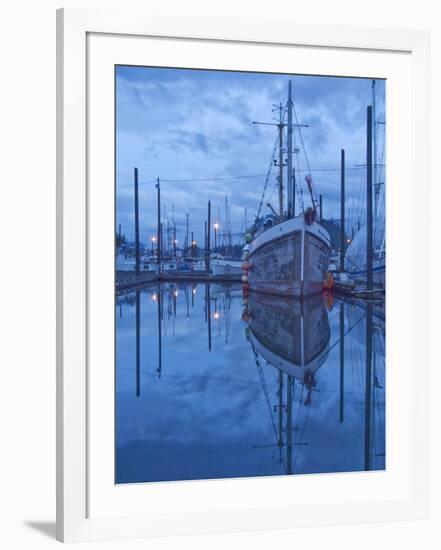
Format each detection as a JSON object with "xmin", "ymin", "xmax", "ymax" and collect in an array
[
  {"xmin": 253, "ymin": 83, "xmax": 308, "ymax": 219},
  {"xmin": 366, "ymin": 105, "xmax": 374, "ymax": 292},
  {"xmin": 156, "ymin": 177, "xmax": 161, "ymax": 268},
  {"xmin": 277, "ymin": 103, "xmax": 284, "ymax": 217},
  {"xmin": 372, "ymin": 80, "xmax": 377, "ymax": 229},
  {"xmin": 134, "ymin": 167, "xmax": 140, "ymax": 274},
  {"xmin": 287, "ymin": 81, "xmax": 294, "ymax": 218}
]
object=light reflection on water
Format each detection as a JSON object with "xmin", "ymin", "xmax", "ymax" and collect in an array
[{"xmin": 115, "ymin": 283, "xmax": 385, "ymax": 484}]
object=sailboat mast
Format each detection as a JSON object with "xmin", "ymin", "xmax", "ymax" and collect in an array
[
  {"xmin": 287, "ymin": 81, "xmax": 293, "ymax": 218},
  {"xmin": 372, "ymin": 80, "xmax": 378, "ymax": 229},
  {"xmin": 278, "ymin": 103, "xmax": 284, "ymax": 217}
]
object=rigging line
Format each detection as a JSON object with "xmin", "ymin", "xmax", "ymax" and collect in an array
[
  {"xmin": 293, "ymin": 388, "xmax": 310, "ymax": 469},
  {"xmin": 117, "ymin": 167, "xmax": 366, "ymax": 189},
  {"xmin": 327, "ymin": 314, "xmax": 365, "ymax": 354},
  {"xmin": 116, "ymin": 179, "xmax": 157, "ymax": 189},
  {"xmin": 250, "ymin": 342, "xmax": 279, "ymax": 439},
  {"xmin": 161, "ymin": 173, "xmax": 267, "ymax": 183},
  {"xmin": 299, "ymin": 167, "xmax": 366, "ymax": 173},
  {"xmin": 256, "ymin": 103, "xmax": 288, "ymax": 218},
  {"xmin": 256, "ymin": 132, "xmax": 279, "ymax": 219},
  {"xmin": 292, "ymin": 100, "xmax": 312, "ymax": 176},
  {"xmin": 292, "ymin": 123, "xmax": 302, "ymax": 214},
  {"xmin": 117, "ymin": 173, "xmax": 268, "ymax": 188}
]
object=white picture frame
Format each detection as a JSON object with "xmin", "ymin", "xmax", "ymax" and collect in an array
[{"xmin": 56, "ymin": 7, "xmax": 430, "ymax": 543}]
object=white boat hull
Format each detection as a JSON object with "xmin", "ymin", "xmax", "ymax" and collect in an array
[
  {"xmin": 248, "ymin": 216, "xmax": 331, "ymax": 297},
  {"xmin": 211, "ymin": 259, "xmax": 243, "ymax": 276}
]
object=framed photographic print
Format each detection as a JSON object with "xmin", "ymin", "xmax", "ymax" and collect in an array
[{"xmin": 56, "ymin": 7, "xmax": 430, "ymax": 543}]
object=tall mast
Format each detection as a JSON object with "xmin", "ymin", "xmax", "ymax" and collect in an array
[
  {"xmin": 252, "ymin": 86, "xmax": 307, "ymax": 218},
  {"xmin": 372, "ymin": 80, "xmax": 377, "ymax": 228},
  {"xmin": 134, "ymin": 167, "xmax": 140, "ymax": 274},
  {"xmin": 287, "ymin": 81, "xmax": 293, "ymax": 218},
  {"xmin": 185, "ymin": 213, "xmax": 189, "ymax": 257},
  {"xmin": 340, "ymin": 149, "xmax": 346, "ymax": 272},
  {"xmin": 278, "ymin": 103, "xmax": 284, "ymax": 217},
  {"xmin": 156, "ymin": 178, "xmax": 161, "ymax": 267},
  {"xmin": 366, "ymin": 106, "xmax": 374, "ymax": 291}
]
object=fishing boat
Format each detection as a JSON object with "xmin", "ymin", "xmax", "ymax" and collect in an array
[{"xmin": 245, "ymin": 81, "xmax": 331, "ymax": 298}]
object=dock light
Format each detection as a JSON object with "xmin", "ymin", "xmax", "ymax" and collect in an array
[
  {"xmin": 151, "ymin": 293, "xmax": 157, "ymax": 301},
  {"xmin": 151, "ymin": 236, "xmax": 156, "ymax": 242},
  {"xmin": 213, "ymin": 222, "xmax": 219, "ymax": 229},
  {"xmin": 213, "ymin": 311, "xmax": 220, "ymax": 320},
  {"xmin": 192, "ymin": 240, "xmax": 196, "ymax": 246},
  {"xmin": 173, "ymin": 290, "xmax": 178, "ymax": 297},
  {"xmin": 192, "ymin": 288, "xmax": 196, "ymax": 295}
]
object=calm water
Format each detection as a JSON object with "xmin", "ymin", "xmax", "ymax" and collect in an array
[{"xmin": 115, "ymin": 283, "xmax": 385, "ymax": 484}]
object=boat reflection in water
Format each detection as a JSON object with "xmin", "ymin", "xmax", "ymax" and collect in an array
[
  {"xmin": 243, "ymin": 293, "xmax": 330, "ymax": 474},
  {"xmin": 115, "ymin": 283, "xmax": 385, "ymax": 483},
  {"xmin": 245, "ymin": 293, "xmax": 330, "ymax": 394}
]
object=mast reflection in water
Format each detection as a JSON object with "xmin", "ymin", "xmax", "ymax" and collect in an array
[{"xmin": 116, "ymin": 284, "xmax": 385, "ymax": 483}]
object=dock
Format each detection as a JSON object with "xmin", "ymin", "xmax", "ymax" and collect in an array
[
  {"xmin": 116, "ymin": 270, "xmax": 242, "ymax": 293},
  {"xmin": 117, "ymin": 270, "xmax": 385, "ymax": 302},
  {"xmin": 333, "ymin": 280, "xmax": 384, "ymax": 301}
]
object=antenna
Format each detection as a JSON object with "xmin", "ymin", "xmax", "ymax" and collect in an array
[{"xmin": 253, "ymin": 84, "xmax": 308, "ymax": 219}]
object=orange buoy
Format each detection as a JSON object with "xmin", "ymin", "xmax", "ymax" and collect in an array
[
  {"xmin": 323, "ymin": 271, "xmax": 334, "ymax": 290},
  {"xmin": 323, "ymin": 291, "xmax": 334, "ymax": 310},
  {"xmin": 241, "ymin": 311, "xmax": 251, "ymax": 322}
]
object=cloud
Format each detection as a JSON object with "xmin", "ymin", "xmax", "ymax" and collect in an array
[{"xmin": 116, "ymin": 66, "xmax": 385, "ymax": 244}]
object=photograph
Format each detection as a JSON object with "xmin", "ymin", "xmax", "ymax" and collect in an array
[{"xmin": 114, "ymin": 66, "xmax": 386, "ymax": 484}]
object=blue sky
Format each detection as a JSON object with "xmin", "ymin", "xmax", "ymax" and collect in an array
[{"xmin": 116, "ymin": 66, "xmax": 385, "ymax": 246}]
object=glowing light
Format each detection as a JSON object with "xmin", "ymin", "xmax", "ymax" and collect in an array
[
  {"xmin": 173, "ymin": 290, "xmax": 178, "ymax": 297},
  {"xmin": 151, "ymin": 293, "xmax": 157, "ymax": 301},
  {"xmin": 213, "ymin": 312, "xmax": 220, "ymax": 320},
  {"xmin": 151, "ymin": 236, "xmax": 156, "ymax": 242},
  {"xmin": 192, "ymin": 240, "xmax": 196, "ymax": 246},
  {"xmin": 213, "ymin": 222, "xmax": 219, "ymax": 230},
  {"xmin": 192, "ymin": 288, "xmax": 196, "ymax": 295}
]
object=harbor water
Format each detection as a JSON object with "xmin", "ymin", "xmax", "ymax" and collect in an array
[{"xmin": 116, "ymin": 283, "xmax": 385, "ymax": 484}]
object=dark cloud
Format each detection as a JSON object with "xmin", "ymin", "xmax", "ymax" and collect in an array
[{"xmin": 116, "ymin": 66, "xmax": 385, "ymax": 244}]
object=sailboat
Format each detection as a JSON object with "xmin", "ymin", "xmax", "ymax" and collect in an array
[
  {"xmin": 345, "ymin": 79, "xmax": 385, "ymax": 290},
  {"xmin": 245, "ymin": 81, "xmax": 331, "ymax": 298}
]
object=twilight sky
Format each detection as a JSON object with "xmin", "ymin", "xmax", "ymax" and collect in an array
[{"xmin": 116, "ymin": 66, "xmax": 385, "ymax": 247}]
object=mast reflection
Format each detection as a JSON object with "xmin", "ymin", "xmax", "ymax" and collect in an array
[{"xmin": 243, "ymin": 293, "xmax": 330, "ymax": 474}]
